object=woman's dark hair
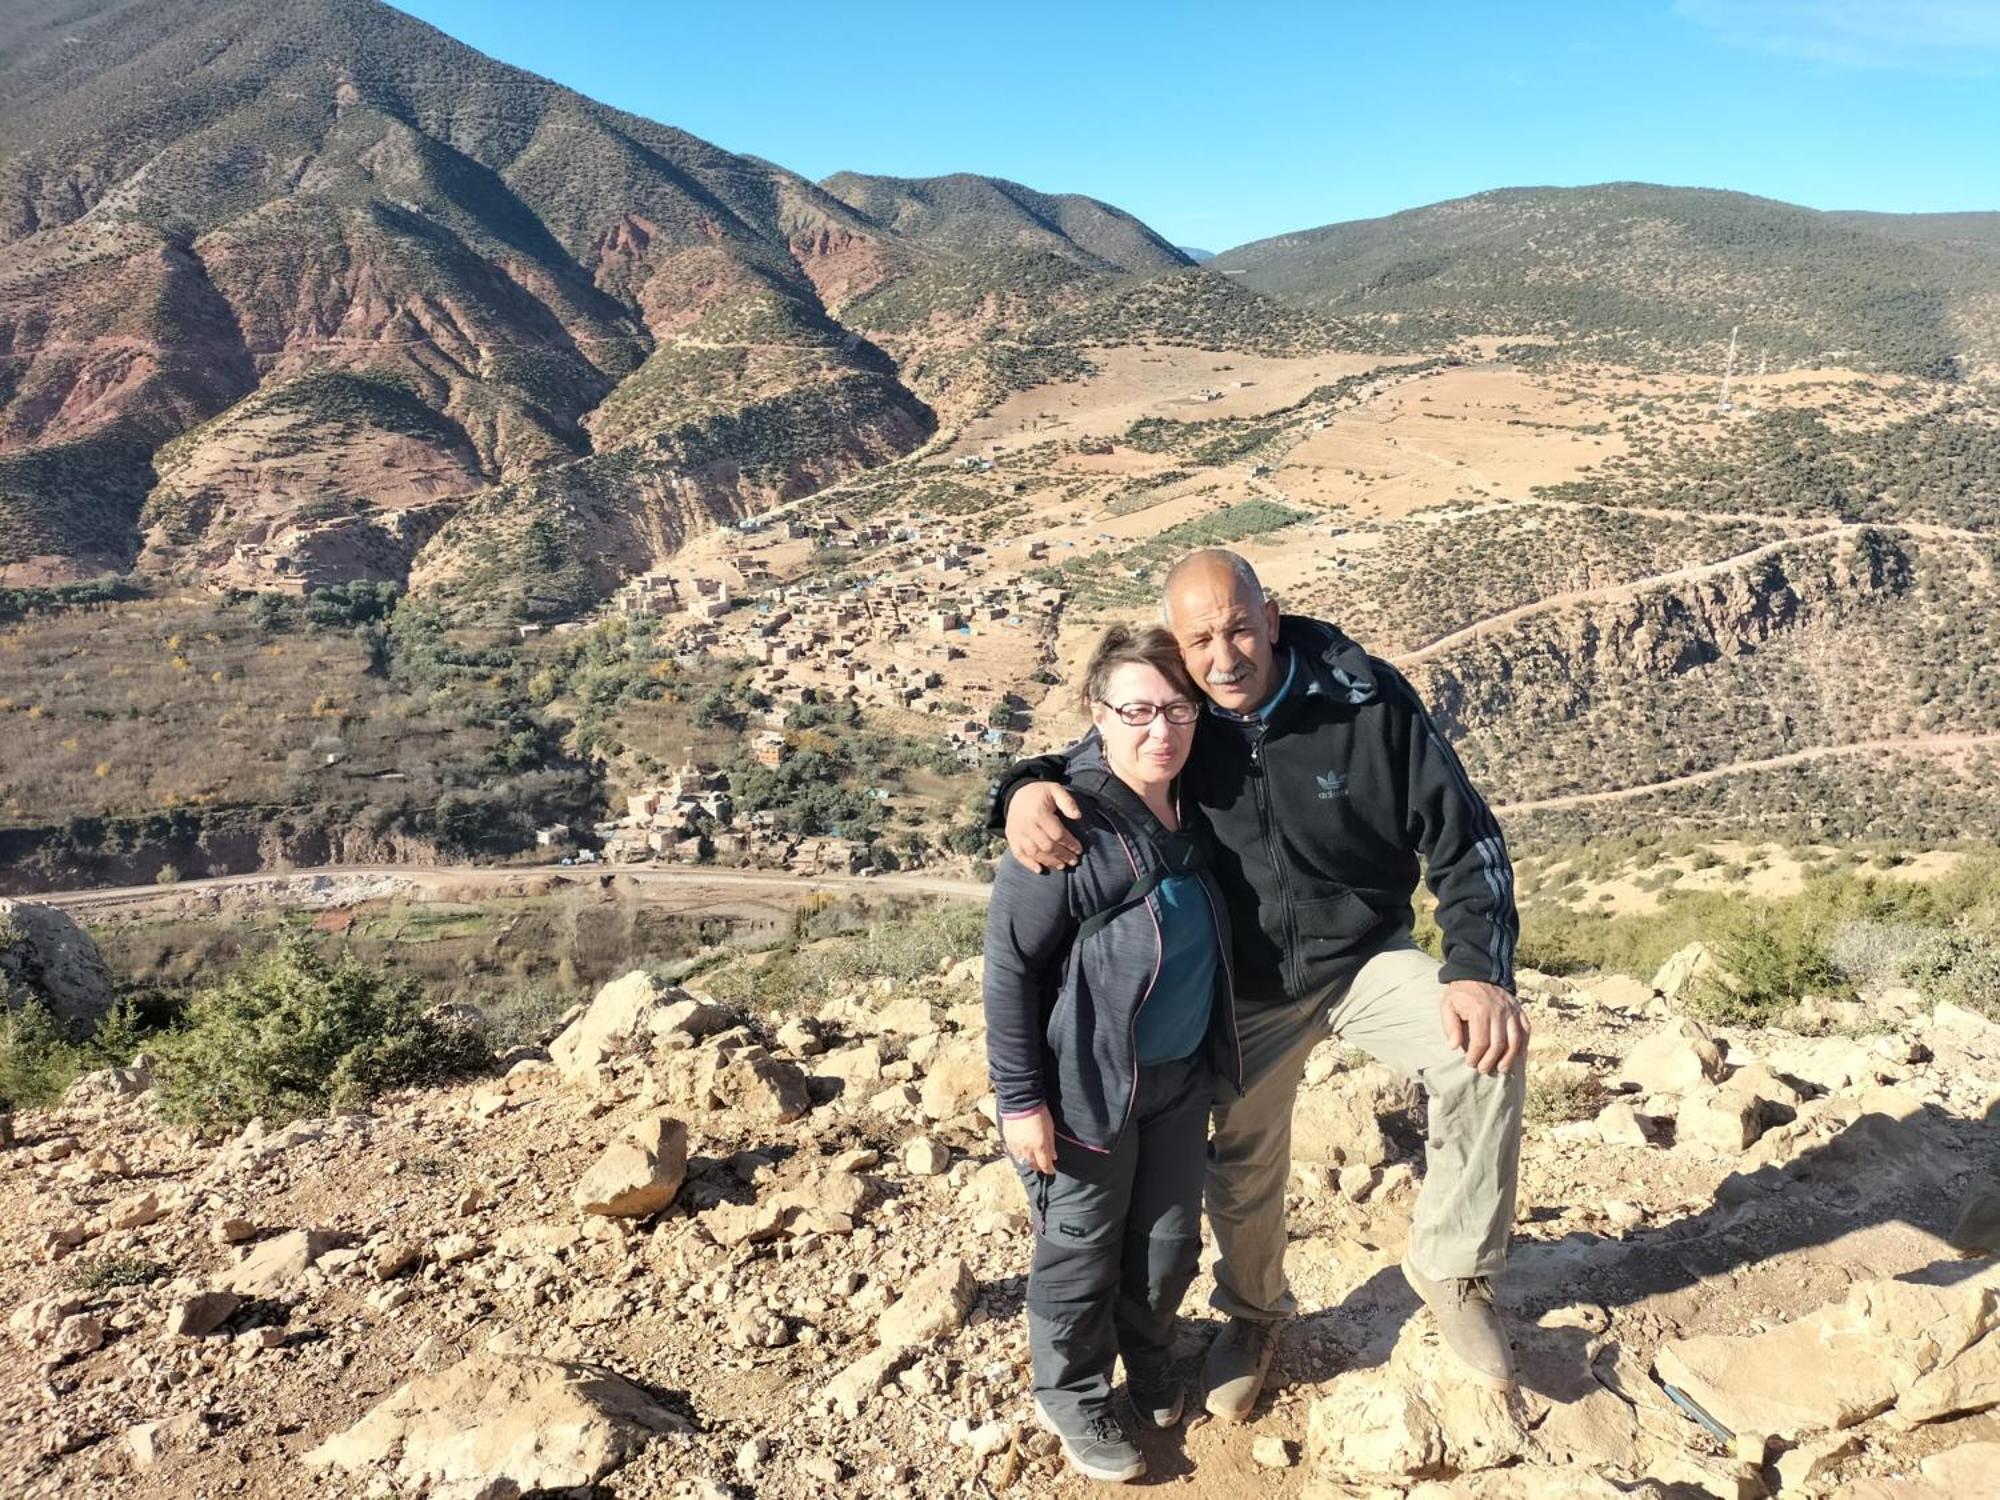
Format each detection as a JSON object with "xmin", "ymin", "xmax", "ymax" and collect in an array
[{"xmin": 1079, "ymin": 623, "xmax": 1198, "ymax": 715}]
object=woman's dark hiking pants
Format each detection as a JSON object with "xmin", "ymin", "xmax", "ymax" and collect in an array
[{"xmin": 1013, "ymin": 1054, "xmax": 1211, "ymax": 1423}]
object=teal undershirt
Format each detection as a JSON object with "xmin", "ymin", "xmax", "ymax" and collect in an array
[{"xmin": 1135, "ymin": 873, "xmax": 1219, "ymax": 1065}]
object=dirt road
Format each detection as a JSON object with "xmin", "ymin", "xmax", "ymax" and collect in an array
[
  {"xmin": 34, "ymin": 862, "xmax": 994, "ymax": 920},
  {"xmin": 1490, "ymin": 732, "xmax": 2000, "ymax": 815}
]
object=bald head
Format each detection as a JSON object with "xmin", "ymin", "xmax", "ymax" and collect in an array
[
  {"xmin": 1162, "ymin": 549, "xmax": 1265, "ymax": 628},
  {"xmin": 1160, "ymin": 548, "xmax": 1281, "ymax": 714}
]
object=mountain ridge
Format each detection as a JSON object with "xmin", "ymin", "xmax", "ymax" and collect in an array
[
  {"xmin": 0, "ymin": 0, "xmax": 1215, "ymax": 610},
  {"xmin": 1211, "ymin": 182, "xmax": 2000, "ymax": 378}
]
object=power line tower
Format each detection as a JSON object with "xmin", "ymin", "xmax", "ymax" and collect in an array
[{"xmin": 1716, "ymin": 324, "xmax": 1740, "ymax": 413}]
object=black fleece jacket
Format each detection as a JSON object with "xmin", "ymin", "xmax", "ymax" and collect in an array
[{"xmin": 993, "ymin": 615, "xmax": 1518, "ymax": 1006}]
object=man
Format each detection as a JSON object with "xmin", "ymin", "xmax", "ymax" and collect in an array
[{"xmin": 996, "ymin": 547, "xmax": 1527, "ymax": 1419}]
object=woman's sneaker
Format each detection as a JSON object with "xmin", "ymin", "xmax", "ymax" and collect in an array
[{"xmin": 1034, "ymin": 1401, "xmax": 1147, "ymax": 1483}]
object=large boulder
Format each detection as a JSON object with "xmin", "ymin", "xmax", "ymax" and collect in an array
[
  {"xmin": 1675, "ymin": 1087, "xmax": 1763, "ymax": 1153},
  {"xmin": 675, "ymin": 1046, "xmax": 812, "ymax": 1122},
  {"xmin": 573, "ymin": 1115, "xmax": 688, "ymax": 1218},
  {"xmin": 1292, "ymin": 1064, "xmax": 1416, "ymax": 1170},
  {"xmin": 0, "ymin": 899, "xmax": 115, "ymax": 1030},
  {"xmin": 1303, "ymin": 1326, "xmax": 1529, "ymax": 1484},
  {"xmin": 1654, "ymin": 1268, "xmax": 2000, "ymax": 1440},
  {"xmin": 223, "ymin": 1229, "xmax": 337, "ymax": 1298},
  {"xmin": 1651, "ymin": 942, "xmax": 1733, "ymax": 1006},
  {"xmin": 303, "ymin": 1353, "xmax": 690, "ymax": 1492},
  {"xmin": 63, "ymin": 1060, "xmax": 153, "ymax": 1110},
  {"xmin": 917, "ymin": 1036, "xmax": 991, "ymax": 1121},
  {"xmin": 549, "ymin": 971, "xmax": 733, "ymax": 1082},
  {"xmin": 1613, "ymin": 1018, "xmax": 1725, "ymax": 1095}
]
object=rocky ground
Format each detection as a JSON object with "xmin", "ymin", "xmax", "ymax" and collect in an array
[{"xmin": 4, "ymin": 947, "xmax": 1999, "ymax": 1499}]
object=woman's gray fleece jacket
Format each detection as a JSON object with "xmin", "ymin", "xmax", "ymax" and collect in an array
[{"xmin": 982, "ymin": 757, "xmax": 1243, "ymax": 1156}]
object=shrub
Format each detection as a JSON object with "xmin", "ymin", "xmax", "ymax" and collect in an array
[
  {"xmin": 0, "ymin": 1000, "xmax": 84, "ymax": 1108},
  {"xmin": 63, "ymin": 1253, "xmax": 166, "ymax": 1292},
  {"xmin": 150, "ymin": 941, "xmax": 490, "ymax": 1127},
  {"xmin": 1689, "ymin": 909, "xmax": 1843, "ymax": 1024},
  {"xmin": 1525, "ymin": 1069, "xmax": 1606, "ymax": 1126},
  {"xmin": 1901, "ymin": 933, "xmax": 2000, "ymax": 1020}
]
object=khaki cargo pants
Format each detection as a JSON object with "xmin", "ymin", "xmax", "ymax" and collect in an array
[{"xmin": 1207, "ymin": 933, "xmax": 1525, "ymax": 1322}]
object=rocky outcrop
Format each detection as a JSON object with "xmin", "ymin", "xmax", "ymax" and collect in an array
[
  {"xmin": 572, "ymin": 1114, "xmax": 688, "ymax": 1218},
  {"xmin": 0, "ymin": 898, "xmax": 114, "ymax": 1029},
  {"xmin": 5, "ymin": 948, "xmax": 1998, "ymax": 1498},
  {"xmin": 303, "ymin": 1353, "xmax": 692, "ymax": 1492},
  {"xmin": 1654, "ymin": 1268, "xmax": 2000, "ymax": 1439}
]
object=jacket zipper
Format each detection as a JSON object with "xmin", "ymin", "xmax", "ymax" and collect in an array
[
  {"xmin": 1249, "ymin": 725, "xmax": 1301, "ymax": 998},
  {"xmin": 1105, "ymin": 825, "xmax": 1164, "ymax": 1152},
  {"xmin": 1196, "ymin": 875, "xmax": 1245, "ymax": 1092}
]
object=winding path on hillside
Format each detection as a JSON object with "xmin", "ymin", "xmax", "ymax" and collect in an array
[
  {"xmin": 1387, "ymin": 528, "xmax": 1860, "ymax": 666},
  {"xmin": 1489, "ymin": 732, "xmax": 2000, "ymax": 815},
  {"xmin": 33, "ymin": 863, "xmax": 993, "ymax": 918}
]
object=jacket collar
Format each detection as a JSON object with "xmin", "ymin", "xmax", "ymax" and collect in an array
[
  {"xmin": 1267, "ymin": 614, "xmax": 1378, "ymax": 722},
  {"xmin": 1067, "ymin": 751, "xmax": 1202, "ymax": 866}
]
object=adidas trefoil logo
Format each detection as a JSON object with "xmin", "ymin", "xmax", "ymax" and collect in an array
[{"xmin": 1316, "ymin": 770, "xmax": 1349, "ymax": 800}]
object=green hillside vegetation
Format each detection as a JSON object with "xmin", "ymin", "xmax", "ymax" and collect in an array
[
  {"xmin": 1540, "ymin": 402, "xmax": 2000, "ymax": 532},
  {"xmin": 1025, "ymin": 268, "xmax": 1385, "ymax": 357},
  {"xmin": 1213, "ymin": 185, "xmax": 2000, "ymax": 377},
  {"xmin": 417, "ymin": 370, "xmax": 933, "ymax": 622},
  {"xmin": 819, "ymin": 172, "xmax": 1190, "ymax": 274},
  {"xmin": 1028, "ymin": 499, "xmax": 1310, "ymax": 609},
  {"xmin": 1310, "ymin": 508, "xmax": 1774, "ymax": 654},
  {"xmin": 1514, "ymin": 850, "xmax": 2000, "ymax": 1025},
  {"xmin": 1504, "ymin": 750, "xmax": 2000, "ymax": 852},
  {"xmin": 1424, "ymin": 530, "xmax": 2000, "ymax": 807}
]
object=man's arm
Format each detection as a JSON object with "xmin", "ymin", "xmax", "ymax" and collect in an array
[
  {"xmin": 1380, "ymin": 666, "xmax": 1526, "ymax": 1074},
  {"xmin": 985, "ymin": 731, "xmax": 1102, "ymax": 871}
]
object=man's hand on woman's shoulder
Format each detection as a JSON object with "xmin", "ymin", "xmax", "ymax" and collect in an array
[{"xmin": 1005, "ymin": 782, "xmax": 1085, "ymax": 872}]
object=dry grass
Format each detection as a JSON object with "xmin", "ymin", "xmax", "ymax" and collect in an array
[{"xmin": 0, "ymin": 597, "xmax": 488, "ymax": 830}]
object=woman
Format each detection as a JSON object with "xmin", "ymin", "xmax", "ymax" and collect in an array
[{"xmin": 983, "ymin": 624, "xmax": 1241, "ymax": 1484}]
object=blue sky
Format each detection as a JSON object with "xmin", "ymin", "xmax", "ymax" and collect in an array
[{"xmin": 392, "ymin": 1, "xmax": 2000, "ymax": 250}]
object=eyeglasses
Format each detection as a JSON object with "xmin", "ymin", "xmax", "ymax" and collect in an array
[{"xmin": 1098, "ymin": 699, "xmax": 1200, "ymax": 727}]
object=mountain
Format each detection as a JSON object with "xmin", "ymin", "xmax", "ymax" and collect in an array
[
  {"xmin": 1212, "ymin": 184, "xmax": 2000, "ymax": 378},
  {"xmin": 1177, "ymin": 247, "xmax": 1216, "ymax": 263},
  {"xmin": 818, "ymin": 172, "xmax": 1189, "ymax": 276},
  {"xmin": 1828, "ymin": 210, "xmax": 2000, "ymax": 257},
  {"xmin": 0, "ymin": 0, "xmax": 1207, "ymax": 616}
]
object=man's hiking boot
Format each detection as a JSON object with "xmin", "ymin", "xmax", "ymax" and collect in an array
[
  {"xmin": 1401, "ymin": 1256, "xmax": 1515, "ymax": 1390},
  {"xmin": 1201, "ymin": 1316, "xmax": 1280, "ymax": 1422},
  {"xmin": 1127, "ymin": 1375, "xmax": 1185, "ymax": 1429},
  {"xmin": 1034, "ymin": 1401, "xmax": 1146, "ymax": 1483}
]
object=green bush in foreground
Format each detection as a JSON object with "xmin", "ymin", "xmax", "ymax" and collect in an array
[
  {"xmin": 63, "ymin": 1253, "xmax": 166, "ymax": 1293},
  {"xmin": 700, "ymin": 900, "xmax": 987, "ymax": 1009},
  {"xmin": 0, "ymin": 1000, "xmax": 85, "ymax": 1109},
  {"xmin": 1901, "ymin": 933, "xmax": 2000, "ymax": 1020},
  {"xmin": 151, "ymin": 941, "xmax": 490, "ymax": 1127},
  {"xmin": 1687, "ymin": 908, "xmax": 1847, "ymax": 1025},
  {"xmin": 0, "ymin": 992, "xmax": 154, "ymax": 1108}
]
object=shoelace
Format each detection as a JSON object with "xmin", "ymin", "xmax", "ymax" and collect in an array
[
  {"xmin": 1082, "ymin": 1414, "xmax": 1127, "ymax": 1445},
  {"xmin": 1450, "ymin": 1277, "xmax": 1496, "ymax": 1308}
]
